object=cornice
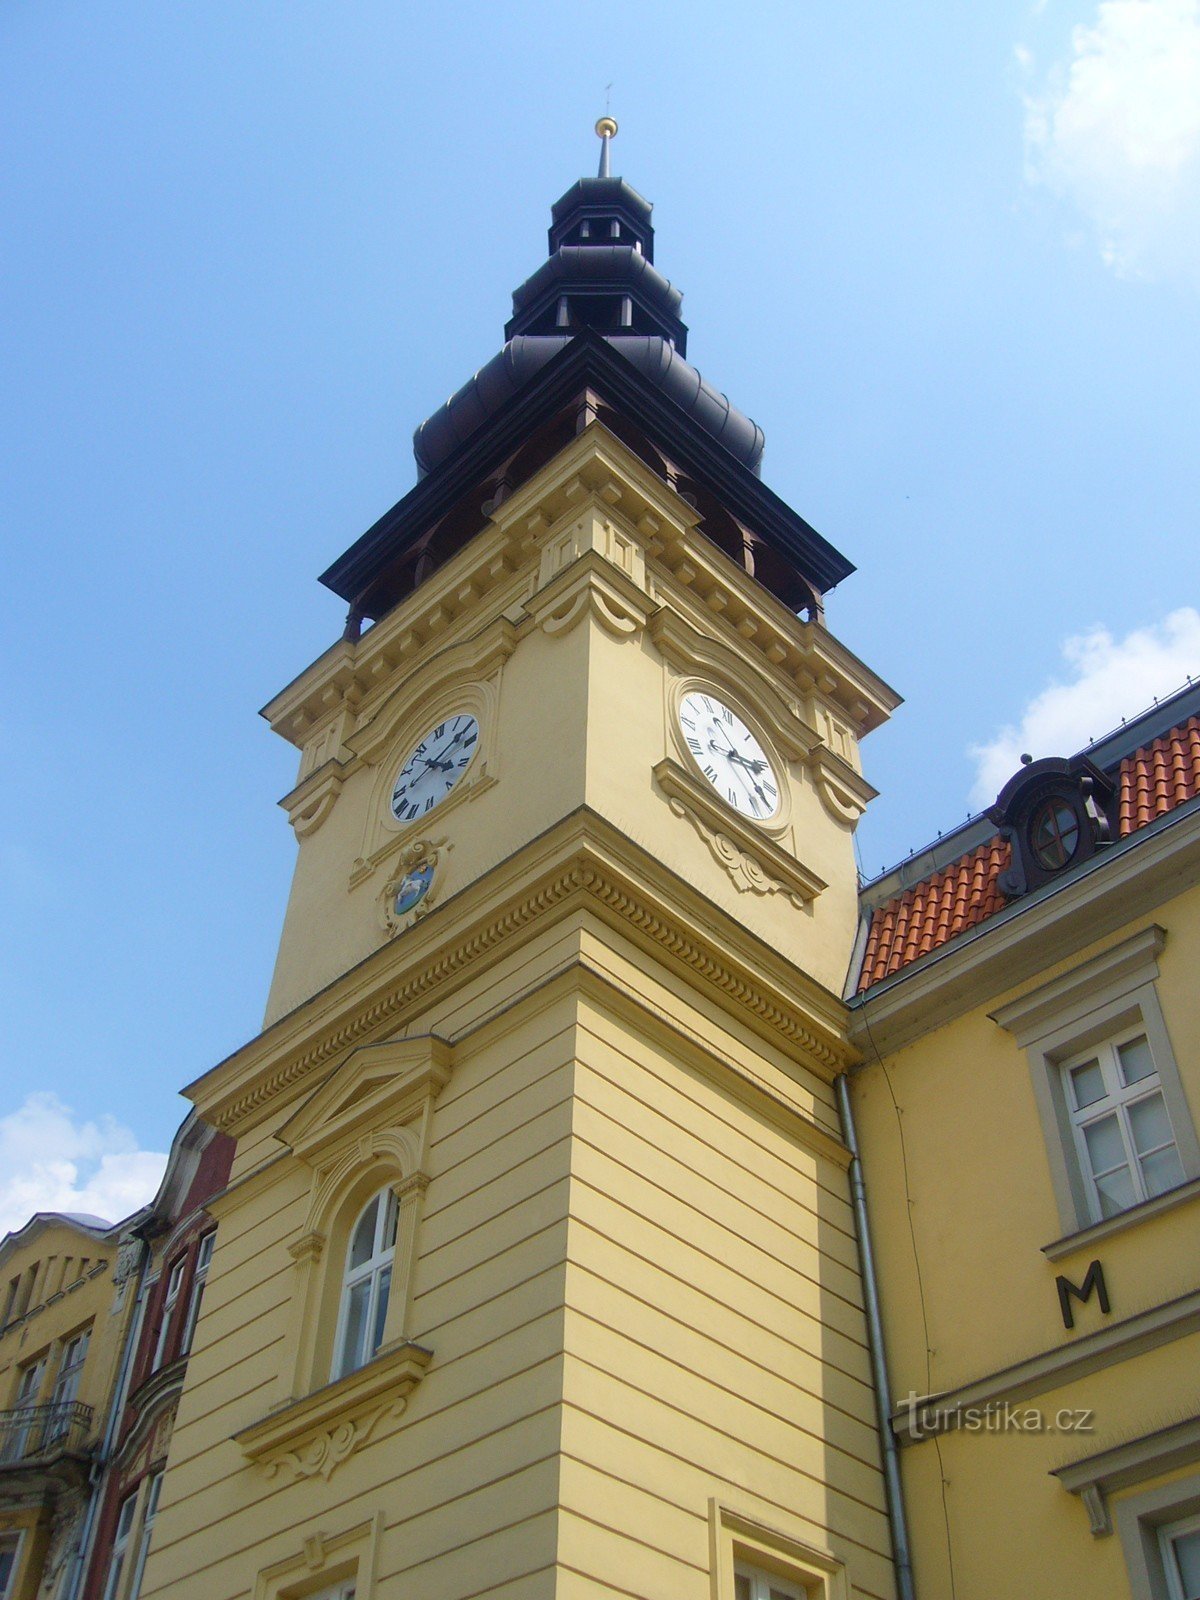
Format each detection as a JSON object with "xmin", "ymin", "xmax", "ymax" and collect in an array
[
  {"xmin": 264, "ymin": 425, "xmax": 897, "ymax": 766},
  {"xmin": 186, "ymin": 810, "xmax": 855, "ymax": 1136}
]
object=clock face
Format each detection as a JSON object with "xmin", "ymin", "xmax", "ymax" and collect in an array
[
  {"xmin": 390, "ymin": 713, "xmax": 479, "ymax": 823},
  {"xmin": 678, "ymin": 691, "xmax": 779, "ymax": 821}
]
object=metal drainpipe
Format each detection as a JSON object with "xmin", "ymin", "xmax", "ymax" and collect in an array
[
  {"xmin": 60, "ymin": 1237, "xmax": 150, "ymax": 1600},
  {"xmin": 836, "ymin": 1071, "xmax": 917, "ymax": 1600}
]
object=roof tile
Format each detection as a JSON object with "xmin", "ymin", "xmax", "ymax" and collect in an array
[{"xmin": 857, "ymin": 713, "xmax": 1200, "ymax": 993}]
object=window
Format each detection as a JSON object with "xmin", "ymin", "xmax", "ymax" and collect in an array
[
  {"xmin": 180, "ymin": 1233, "xmax": 214, "ymax": 1357},
  {"xmin": 992, "ymin": 925, "xmax": 1200, "ymax": 1241},
  {"xmin": 151, "ymin": 1258, "xmax": 186, "ymax": 1372},
  {"xmin": 332, "ymin": 1189, "xmax": 398, "ymax": 1380},
  {"xmin": 1162, "ymin": 1513, "xmax": 1200, "ymax": 1600},
  {"xmin": 1064, "ymin": 1029, "xmax": 1185, "ymax": 1221},
  {"xmin": 1030, "ymin": 795, "xmax": 1080, "ymax": 870},
  {"xmin": 710, "ymin": 1503, "xmax": 849, "ymax": 1600},
  {"xmin": 3, "ymin": 1358, "xmax": 46, "ymax": 1461},
  {"xmin": 101, "ymin": 1491, "xmax": 138, "ymax": 1600},
  {"xmin": 251, "ymin": 1513, "xmax": 379, "ymax": 1600},
  {"xmin": 736, "ymin": 1565, "xmax": 807, "ymax": 1600},
  {"xmin": 0, "ymin": 1533, "xmax": 23, "ymax": 1600},
  {"xmin": 125, "ymin": 1472, "xmax": 162, "ymax": 1600},
  {"xmin": 46, "ymin": 1327, "xmax": 90, "ymax": 1441}
]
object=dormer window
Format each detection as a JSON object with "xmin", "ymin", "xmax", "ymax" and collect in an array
[{"xmin": 990, "ymin": 754, "xmax": 1116, "ymax": 899}]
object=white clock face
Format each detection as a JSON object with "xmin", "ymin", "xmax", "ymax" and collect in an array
[
  {"xmin": 678, "ymin": 691, "xmax": 779, "ymax": 821},
  {"xmin": 390, "ymin": 713, "xmax": 479, "ymax": 824}
]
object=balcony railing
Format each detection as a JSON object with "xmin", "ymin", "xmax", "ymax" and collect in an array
[{"xmin": 0, "ymin": 1401, "xmax": 94, "ymax": 1466}]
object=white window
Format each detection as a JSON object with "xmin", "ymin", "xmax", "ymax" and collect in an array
[
  {"xmin": 101, "ymin": 1490, "xmax": 138, "ymax": 1600},
  {"xmin": 1163, "ymin": 1512, "xmax": 1200, "ymax": 1600},
  {"xmin": 332, "ymin": 1189, "xmax": 398, "ymax": 1381},
  {"xmin": 180, "ymin": 1233, "xmax": 214, "ymax": 1357},
  {"xmin": 992, "ymin": 926, "xmax": 1200, "ymax": 1240},
  {"xmin": 1064, "ymin": 1027, "xmax": 1185, "ymax": 1221},
  {"xmin": 0, "ymin": 1533, "xmax": 23, "ymax": 1600},
  {"xmin": 312, "ymin": 1586, "xmax": 355, "ymax": 1600},
  {"xmin": 125, "ymin": 1472, "xmax": 162, "ymax": 1600},
  {"xmin": 46, "ymin": 1327, "xmax": 90, "ymax": 1442},
  {"xmin": 151, "ymin": 1258, "xmax": 186, "ymax": 1372},
  {"xmin": 4, "ymin": 1357, "xmax": 46, "ymax": 1460},
  {"xmin": 735, "ymin": 1564, "xmax": 807, "ymax": 1600}
]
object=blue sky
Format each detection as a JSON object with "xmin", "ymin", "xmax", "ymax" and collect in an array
[{"xmin": 2, "ymin": 1, "xmax": 1198, "ymax": 1229}]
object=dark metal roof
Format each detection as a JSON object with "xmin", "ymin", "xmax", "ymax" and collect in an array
[
  {"xmin": 414, "ymin": 335, "xmax": 760, "ymax": 478},
  {"xmin": 321, "ymin": 333, "xmax": 854, "ymax": 607}
]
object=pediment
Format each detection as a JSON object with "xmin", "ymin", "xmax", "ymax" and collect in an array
[{"xmin": 277, "ymin": 1034, "xmax": 454, "ymax": 1165}]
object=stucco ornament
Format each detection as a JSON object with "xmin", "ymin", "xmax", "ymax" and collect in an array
[{"xmin": 263, "ymin": 1397, "xmax": 407, "ymax": 1483}]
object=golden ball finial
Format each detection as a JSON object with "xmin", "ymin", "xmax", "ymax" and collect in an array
[{"xmin": 595, "ymin": 116, "xmax": 618, "ymax": 140}]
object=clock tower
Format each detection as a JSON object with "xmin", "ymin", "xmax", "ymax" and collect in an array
[{"xmin": 158, "ymin": 126, "xmax": 901, "ymax": 1600}]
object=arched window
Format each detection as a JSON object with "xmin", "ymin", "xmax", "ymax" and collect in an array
[{"xmin": 332, "ymin": 1189, "xmax": 398, "ymax": 1380}]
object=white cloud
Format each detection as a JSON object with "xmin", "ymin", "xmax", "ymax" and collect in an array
[
  {"xmin": 969, "ymin": 606, "xmax": 1200, "ymax": 805},
  {"xmin": 1022, "ymin": 0, "xmax": 1200, "ymax": 281},
  {"xmin": 0, "ymin": 1094, "xmax": 167, "ymax": 1240}
]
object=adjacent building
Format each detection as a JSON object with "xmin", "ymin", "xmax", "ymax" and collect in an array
[{"xmin": 848, "ymin": 684, "xmax": 1200, "ymax": 1599}]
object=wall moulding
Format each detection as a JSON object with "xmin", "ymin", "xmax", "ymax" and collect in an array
[{"xmin": 191, "ymin": 813, "xmax": 855, "ymax": 1136}]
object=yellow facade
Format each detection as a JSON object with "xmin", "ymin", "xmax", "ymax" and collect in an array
[
  {"xmin": 141, "ymin": 423, "xmax": 902, "ymax": 1600},
  {"xmin": 849, "ymin": 802, "xmax": 1200, "ymax": 1597},
  {"xmin": 0, "ymin": 1217, "xmax": 131, "ymax": 1600}
]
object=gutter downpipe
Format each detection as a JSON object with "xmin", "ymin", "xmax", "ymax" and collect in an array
[
  {"xmin": 836, "ymin": 1070, "xmax": 917, "ymax": 1600},
  {"xmin": 60, "ymin": 1236, "xmax": 150, "ymax": 1600}
]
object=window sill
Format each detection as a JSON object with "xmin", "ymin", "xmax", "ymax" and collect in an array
[
  {"xmin": 1042, "ymin": 1174, "xmax": 1200, "ymax": 1262},
  {"xmin": 234, "ymin": 1340, "xmax": 432, "ymax": 1481}
]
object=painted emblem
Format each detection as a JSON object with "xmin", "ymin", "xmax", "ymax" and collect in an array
[
  {"xmin": 379, "ymin": 837, "xmax": 449, "ymax": 937},
  {"xmin": 392, "ymin": 861, "xmax": 435, "ymax": 916}
]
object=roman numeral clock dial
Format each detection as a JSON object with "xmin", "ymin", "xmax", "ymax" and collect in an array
[
  {"xmin": 390, "ymin": 713, "xmax": 480, "ymax": 823},
  {"xmin": 677, "ymin": 691, "xmax": 780, "ymax": 821}
]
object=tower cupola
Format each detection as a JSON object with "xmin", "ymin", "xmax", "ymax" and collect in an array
[{"xmin": 414, "ymin": 121, "xmax": 763, "ymax": 478}]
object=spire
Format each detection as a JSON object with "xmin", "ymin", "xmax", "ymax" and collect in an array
[{"xmin": 595, "ymin": 115, "xmax": 617, "ymax": 178}]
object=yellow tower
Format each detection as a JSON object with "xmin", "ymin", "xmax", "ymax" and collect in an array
[{"xmin": 154, "ymin": 127, "xmax": 901, "ymax": 1600}]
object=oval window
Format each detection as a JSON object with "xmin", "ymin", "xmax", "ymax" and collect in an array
[{"xmin": 1030, "ymin": 797, "xmax": 1080, "ymax": 871}]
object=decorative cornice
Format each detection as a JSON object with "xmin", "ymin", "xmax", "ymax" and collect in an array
[
  {"xmin": 653, "ymin": 758, "xmax": 826, "ymax": 907},
  {"xmin": 806, "ymin": 746, "xmax": 878, "ymax": 828},
  {"xmin": 192, "ymin": 815, "xmax": 854, "ymax": 1134},
  {"xmin": 525, "ymin": 548, "xmax": 656, "ymax": 640},
  {"xmin": 234, "ymin": 1340, "xmax": 432, "ymax": 1481}
]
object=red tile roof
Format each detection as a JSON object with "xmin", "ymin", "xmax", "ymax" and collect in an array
[
  {"xmin": 1118, "ymin": 714, "xmax": 1200, "ymax": 835},
  {"xmin": 857, "ymin": 714, "xmax": 1200, "ymax": 993}
]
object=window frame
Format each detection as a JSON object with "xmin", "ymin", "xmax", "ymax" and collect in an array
[
  {"xmin": 1062, "ymin": 1024, "xmax": 1186, "ymax": 1223},
  {"xmin": 1114, "ymin": 1466, "xmax": 1200, "ymax": 1600},
  {"xmin": 4, "ymin": 1356, "xmax": 47, "ymax": 1460},
  {"xmin": 46, "ymin": 1325, "xmax": 91, "ymax": 1442},
  {"xmin": 330, "ymin": 1189, "xmax": 399, "ymax": 1382},
  {"xmin": 101, "ymin": 1489, "xmax": 139, "ymax": 1600},
  {"xmin": 179, "ymin": 1232, "xmax": 215, "ymax": 1358},
  {"xmin": 0, "ymin": 1530, "xmax": 25, "ymax": 1600},
  {"xmin": 124, "ymin": 1471, "xmax": 162, "ymax": 1600},
  {"xmin": 991, "ymin": 925, "xmax": 1200, "ymax": 1240},
  {"xmin": 150, "ymin": 1257, "xmax": 187, "ymax": 1373},
  {"xmin": 709, "ymin": 1501, "xmax": 850, "ymax": 1600}
]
